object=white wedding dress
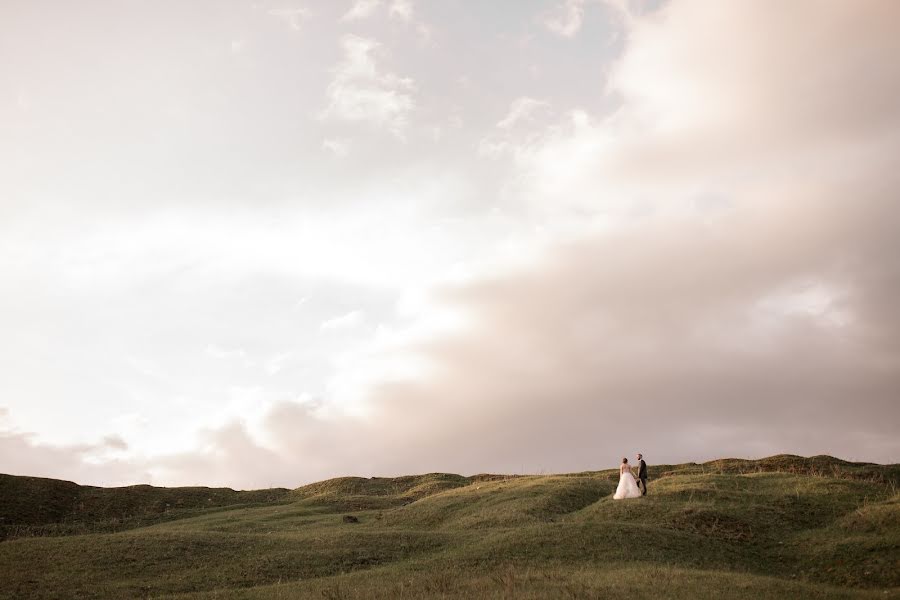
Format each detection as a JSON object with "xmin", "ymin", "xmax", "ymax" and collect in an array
[{"xmin": 613, "ymin": 464, "xmax": 642, "ymax": 500}]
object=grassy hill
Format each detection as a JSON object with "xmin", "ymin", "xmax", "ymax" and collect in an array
[
  {"xmin": 0, "ymin": 455, "xmax": 897, "ymax": 599},
  {"xmin": 0, "ymin": 474, "xmax": 291, "ymax": 539}
]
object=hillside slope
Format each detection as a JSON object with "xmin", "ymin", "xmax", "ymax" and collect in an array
[
  {"xmin": 0, "ymin": 474, "xmax": 290, "ymax": 539},
  {"xmin": 0, "ymin": 455, "xmax": 897, "ymax": 599}
]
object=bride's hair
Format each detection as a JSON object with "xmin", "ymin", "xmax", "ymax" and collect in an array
[{"xmin": 622, "ymin": 457, "xmax": 628, "ymax": 464}]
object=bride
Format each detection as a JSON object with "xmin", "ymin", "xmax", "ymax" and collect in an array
[{"xmin": 613, "ymin": 457, "xmax": 643, "ymax": 500}]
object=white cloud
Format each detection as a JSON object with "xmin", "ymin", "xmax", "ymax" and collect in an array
[
  {"xmin": 414, "ymin": 22, "xmax": 433, "ymax": 43},
  {"xmin": 477, "ymin": 97, "xmax": 552, "ymax": 159},
  {"xmin": 476, "ymin": 138, "xmax": 509, "ymax": 159},
  {"xmin": 320, "ymin": 310, "xmax": 365, "ymax": 331},
  {"xmin": 540, "ymin": 0, "xmax": 586, "ymax": 37},
  {"xmin": 267, "ymin": 7, "xmax": 311, "ymax": 31},
  {"xmin": 205, "ymin": 344, "xmax": 249, "ymax": 361},
  {"xmin": 755, "ymin": 282, "xmax": 853, "ymax": 329},
  {"xmin": 496, "ymin": 96, "xmax": 550, "ymax": 129},
  {"xmin": 341, "ymin": 0, "xmax": 382, "ymax": 21},
  {"xmin": 600, "ymin": 0, "xmax": 634, "ymax": 22},
  {"xmin": 204, "ymin": 344, "xmax": 255, "ymax": 369},
  {"xmin": 320, "ymin": 35, "xmax": 416, "ymax": 137},
  {"xmin": 388, "ymin": 0, "xmax": 413, "ymax": 22},
  {"xmin": 264, "ymin": 351, "xmax": 294, "ymax": 376},
  {"xmin": 322, "ymin": 137, "xmax": 351, "ymax": 157}
]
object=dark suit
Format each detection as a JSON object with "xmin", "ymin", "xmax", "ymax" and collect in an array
[{"xmin": 637, "ymin": 459, "xmax": 648, "ymax": 495}]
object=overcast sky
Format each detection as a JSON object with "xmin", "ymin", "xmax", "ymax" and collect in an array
[{"xmin": 1, "ymin": 0, "xmax": 898, "ymax": 488}]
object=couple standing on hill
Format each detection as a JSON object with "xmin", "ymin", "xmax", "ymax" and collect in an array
[{"xmin": 613, "ymin": 453, "xmax": 647, "ymax": 500}]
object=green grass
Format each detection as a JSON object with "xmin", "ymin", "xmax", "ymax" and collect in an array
[{"xmin": 1, "ymin": 455, "xmax": 897, "ymax": 599}]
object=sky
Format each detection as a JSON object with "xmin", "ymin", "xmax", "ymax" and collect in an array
[{"xmin": 1, "ymin": 0, "xmax": 899, "ymax": 489}]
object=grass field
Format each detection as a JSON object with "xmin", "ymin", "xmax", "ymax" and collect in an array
[{"xmin": 1, "ymin": 455, "xmax": 898, "ymax": 599}]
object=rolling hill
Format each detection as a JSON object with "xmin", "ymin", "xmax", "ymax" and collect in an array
[{"xmin": 0, "ymin": 455, "xmax": 897, "ymax": 599}]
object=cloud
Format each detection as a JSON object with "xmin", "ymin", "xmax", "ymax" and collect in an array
[
  {"xmin": 267, "ymin": 7, "xmax": 312, "ymax": 31},
  {"xmin": 496, "ymin": 97, "xmax": 550, "ymax": 129},
  {"xmin": 604, "ymin": 0, "xmax": 900, "ymax": 156},
  {"xmin": 478, "ymin": 97, "xmax": 552, "ymax": 159},
  {"xmin": 388, "ymin": 0, "xmax": 413, "ymax": 22},
  {"xmin": 322, "ymin": 137, "xmax": 351, "ymax": 157},
  {"xmin": 341, "ymin": 0, "xmax": 382, "ymax": 21},
  {"xmin": 204, "ymin": 345, "xmax": 255, "ymax": 369},
  {"xmin": 332, "ymin": 0, "xmax": 899, "ymax": 474},
  {"xmin": 264, "ymin": 351, "xmax": 294, "ymax": 376},
  {"xmin": 0, "ymin": 427, "xmax": 148, "ymax": 484},
  {"xmin": 338, "ymin": 0, "xmax": 425, "ymax": 38},
  {"xmin": 540, "ymin": 0, "xmax": 586, "ymax": 37},
  {"xmin": 361, "ymin": 191, "xmax": 900, "ymax": 469},
  {"xmin": 102, "ymin": 435, "xmax": 129, "ymax": 451},
  {"xmin": 320, "ymin": 35, "xmax": 416, "ymax": 137},
  {"xmin": 205, "ymin": 344, "xmax": 248, "ymax": 361},
  {"xmin": 320, "ymin": 310, "xmax": 365, "ymax": 331}
]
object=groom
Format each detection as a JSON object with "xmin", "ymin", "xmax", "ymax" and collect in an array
[{"xmin": 636, "ymin": 453, "xmax": 648, "ymax": 496}]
